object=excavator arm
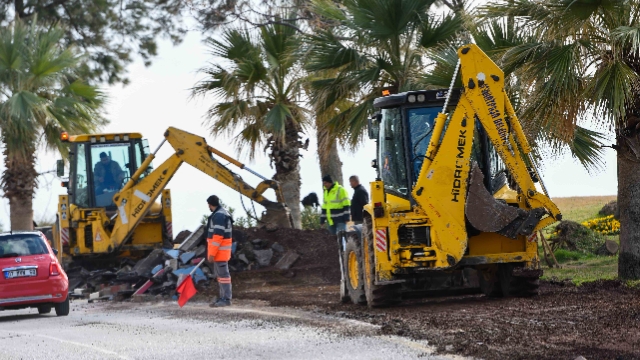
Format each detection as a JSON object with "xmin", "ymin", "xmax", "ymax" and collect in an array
[
  {"xmin": 411, "ymin": 44, "xmax": 561, "ymax": 269},
  {"xmin": 95, "ymin": 127, "xmax": 291, "ymax": 253}
]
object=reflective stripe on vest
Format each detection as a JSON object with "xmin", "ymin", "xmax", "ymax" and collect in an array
[
  {"xmin": 322, "ymin": 183, "xmax": 350, "ymax": 225},
  {"xmin": 208, "ymin": 236, "xmax": 232, "ymax": 262}
]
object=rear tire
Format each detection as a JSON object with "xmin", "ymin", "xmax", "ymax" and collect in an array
[
  {"xmin": 499, "ymin": 263, "xmax": 540, "ymax": 297},
  {"xmin": 37, "ymin": 305, "xmax": 52, "ymax": 314},
  {"xmin": 362, "ymin": 216, "xmax": 401, "ymax": 308},
  {"xmin": 343, "ymin": 233, "xmax": 366, "ymax": 305},
  {"xmin": 55, "ymin": 296, "xmax": 70, "ymax": 316},
  {"xmin": 479, "ymin": 266, "xmax": 503, "ymax": 297}
]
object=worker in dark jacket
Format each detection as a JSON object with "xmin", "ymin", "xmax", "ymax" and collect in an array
[
  {"xmin": 206, "ymin": 195, "xmax": 233, "ymax": 307},
  {"xmin": 320, "ymin": 175, "xmax": 350, "ymax": 235},
  {"xmin": 349, "ymin": 175, "xmax": 369, "ymax": 225}
]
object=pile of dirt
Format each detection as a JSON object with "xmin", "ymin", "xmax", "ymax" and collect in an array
[
  {"xmin": 196, "ymin": 226, "xmax": 341, "ymax": 305},
  {"xmin": 237, "ymin": 227, "xmax": 340, "ymax": 281}
]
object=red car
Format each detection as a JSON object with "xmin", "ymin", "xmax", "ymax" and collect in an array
[{"xmin": 0, "ymin": 231, "xmax": 69, "ymax": 316}]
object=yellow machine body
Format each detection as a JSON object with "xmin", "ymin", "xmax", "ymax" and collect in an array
[
  {"xmin": 340, "ymin": 45, "xmax": 562, "ymax": 307},
  {"xmin": 50, "ymin": 127, "xmax": 291, "ymax": 267}
]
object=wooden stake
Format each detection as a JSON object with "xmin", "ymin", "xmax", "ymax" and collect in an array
[{"xmin": 539, "ymin": 230, "xmax": 560, "ymax": 268}]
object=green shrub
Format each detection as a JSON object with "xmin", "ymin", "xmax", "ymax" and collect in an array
[
  {"xmin": 550, "ymin": 221, "xmax": 605, "ymax": 255},
  {"xmin": 301, "ymin": 206, "xmax": 322, "ymax": 230}
]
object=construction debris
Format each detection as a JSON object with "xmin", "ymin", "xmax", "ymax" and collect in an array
[{"xmin": 66, "ymin": 225, "xmax": 330, "ymax": 302}]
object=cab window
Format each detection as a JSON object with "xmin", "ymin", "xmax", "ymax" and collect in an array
[
  {"xmin": 378, "ymin": 108, "xmax": 408, "ymax": 195},
  {"xmin": 91, "ymin": 143, "xmax": 131, "ymax": 207},
  {"xmin": 73, "ymin": 143, "xmax": 90, "ymax": 208},
  {"xmin": 406, "ymin": 106, "xmax": 440, "ymax": 181}
]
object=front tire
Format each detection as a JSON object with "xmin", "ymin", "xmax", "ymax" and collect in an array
[
  {"xmin": 55, "ymin": 296, "xmax": 70, "ymax": 316},
  {"xmin": 343, "ymin": 233, "xmax": 366, "ymax": 305},
  {"xmin": 362, "ymin": 216, "xmax": 401, "ymax": 308}
]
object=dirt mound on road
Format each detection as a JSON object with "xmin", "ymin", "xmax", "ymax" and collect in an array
[
  {"xmin": 198, "ymin": 227, "xmax": 341, "ymax": 305},
  {"xmin": 239, "ymin": 227, "xmax": 340, "ymax": 281}
]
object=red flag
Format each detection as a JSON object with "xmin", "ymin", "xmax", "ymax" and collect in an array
[{"xmin": 176, "ymin": 275, "xmax": 197, "ymax": 307}]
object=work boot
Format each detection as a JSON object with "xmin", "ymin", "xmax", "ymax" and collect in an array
[{"xmin": 210, "ymin": 298, "xmax": 231, "ymax": 307}]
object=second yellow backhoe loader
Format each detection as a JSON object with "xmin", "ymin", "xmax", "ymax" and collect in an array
[
  {"xmin": 49, "ymin": 127, "xmax": 292, "ymax": 267},
  {"xmin": 338, "ymin": 44, "xmax": 562, "ymax": 307}
]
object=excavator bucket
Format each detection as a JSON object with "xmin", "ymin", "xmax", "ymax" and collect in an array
[
  {"xmin": 260, "ymin": 206, "xmax": 293, "ymax": 229},
  {"xmin": 465, "ymin": 163, "xmax": 545, "ymax": 238}
]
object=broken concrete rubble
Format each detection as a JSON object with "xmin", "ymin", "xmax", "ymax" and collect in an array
[
  {"xmin": 253, "ymin": 249, "xmax": 273, "ymax": 266},
  {"xmin": 275, "ymin": 251, "xmax": 300, "ymax": 270},
  {"xmin": 65, "ymin": 225, "xmax": 325, "ymax": 302}
]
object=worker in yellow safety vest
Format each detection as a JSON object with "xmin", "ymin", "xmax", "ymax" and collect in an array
[{"xmin": 320, "ymin": 175, "xmax": 351, "ymax": 235}]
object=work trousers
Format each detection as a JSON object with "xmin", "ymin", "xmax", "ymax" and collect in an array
[
  {"xmin": 214, "ymin": 261, "xmax": 232, "ymax": 300},
  {"xmin": 327, "ymin": 222, "xmax": 346, "ymax": 235}
]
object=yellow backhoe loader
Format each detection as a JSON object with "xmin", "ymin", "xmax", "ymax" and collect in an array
[
  {"xmin": 49, "ymin": 127, "xmax": 291, "ymax": 267},
  {"xmin": 338, "ymin": 44, "xmax": 562, "ymax": 307}
]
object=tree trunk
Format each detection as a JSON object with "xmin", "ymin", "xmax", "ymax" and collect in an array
[
  {"xmin": 271, "ymin": 120, "xmax": 302, "ymax": 229},
  {"xmin": 617, "ymin": 136, "xmax": 640, "ymax": 279},
  {"xmin": 316, "ymin": 122, "xmax": 344, "ymax": 186},
  {"xmin": 2, "ymin": 142, "xmax": 38, "ymax": 231}
]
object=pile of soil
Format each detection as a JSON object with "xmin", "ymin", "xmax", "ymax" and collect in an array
[
  {"xmin": 239, "ymin": 227, "xmax": 340, "ymax": 281},
  {"xmin": 197, "ymin": 226, "xmax": 341, "ymax": 305}
]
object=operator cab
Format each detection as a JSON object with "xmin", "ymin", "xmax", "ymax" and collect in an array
[
  {"xmin": 61, "ymin": 133, "xmax": 152, "ymax": 209},
  {"xmin": 370, "ymin": 89, "xmax": 506, "ymax": 200}
]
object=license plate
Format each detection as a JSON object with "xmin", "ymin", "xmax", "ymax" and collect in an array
[{"xmin": 5, "ymin": 269, "xmax": 37, "ymax": 279}]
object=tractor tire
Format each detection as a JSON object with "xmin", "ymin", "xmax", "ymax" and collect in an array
[
  {"xmin": 498, "ymin": 263, "xmax": 540, "ymax": 297},
  {"xmin": 362, "ymin": 217, "xmax": 401, "ymax": 308},
  {"xmin": 479, "ymin": 266, "xmax": 503, "ymax": 297},
  {"xmin": 342, "ymin": 232, "xmax": 366, "ymax": 305}
]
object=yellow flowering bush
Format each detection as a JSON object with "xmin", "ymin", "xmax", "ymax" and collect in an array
[{"xmin": 581, "ymin": 215, "xmax": 620, "ymax": 236}]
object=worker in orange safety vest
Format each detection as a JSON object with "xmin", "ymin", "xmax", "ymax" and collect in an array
[{"xmin": 206, "ymin": 195, "xmax": 233, "ymax": 307}]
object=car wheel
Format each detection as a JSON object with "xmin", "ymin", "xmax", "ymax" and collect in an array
[
  {"xmin": 37, "ymin": 305, "xmax": 52, "ymax": 314},
  {"xmin": 55, "ymin": 296, "xmax": 70, "ymax": 316}
]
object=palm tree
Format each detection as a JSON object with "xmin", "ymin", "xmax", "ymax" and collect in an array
[
  {"xmin": 192, "ymin": 20, "xmax": 308, "ymax": 229},
  {"xmin": 0, "ymin": 20, "xmax": 105, "ymax": 231},
  {"xmin": 480, "ymin": 0, "xmax": 640, "ymax": 279},
  {"xmin": 304, "ymin": 0, "xmax": 464, "ymax": 147}
]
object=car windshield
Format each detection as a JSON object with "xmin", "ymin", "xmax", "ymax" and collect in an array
[{"xmin": 0, "ymin": 235, "xmax": 48, "ymax": 258}]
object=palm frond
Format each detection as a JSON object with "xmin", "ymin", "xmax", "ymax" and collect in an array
[
  {"xmin": 584, "ymin": 58, "xmax": 640, "ymax": 125},
  {"xmin": 419, "ymin": 13, "xmax": 464, "ymax": 49}
]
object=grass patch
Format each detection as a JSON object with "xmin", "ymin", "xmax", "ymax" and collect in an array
[
  {"xmin": 551, "ymin": 195, "xmax": 616, "ymax": 223},
  {"xmin": 552, "ymin": 249, "xmax": 592, "ymax": 263},
  {"xmin": 542, "ymin": 255, "xmax": 618, "ymax": 285}
]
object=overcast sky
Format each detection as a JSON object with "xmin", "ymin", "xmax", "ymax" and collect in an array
[{"xmin": 0, "ymin": 30, "xmax": 618, "ymax": 233}]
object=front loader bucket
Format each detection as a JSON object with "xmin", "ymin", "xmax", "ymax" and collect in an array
[
  {"xmin": 261, "ymin": 206, "xmax": 293, "ymax": 229},
  {"xmin": 465, "ymin": 163, "xmax": 545, "ymax": 238}
]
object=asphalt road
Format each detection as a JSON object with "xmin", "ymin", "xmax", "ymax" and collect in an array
[{"xmin": 0, "ymin": 299, "xmax": 463, "ymax": 360}]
